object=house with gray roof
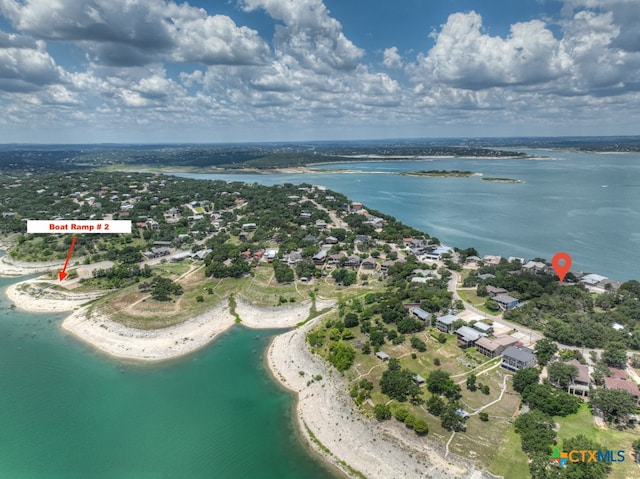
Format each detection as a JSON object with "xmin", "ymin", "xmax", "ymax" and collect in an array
[
  {"xmin": 475, "ymin": 335, "xmax": 519, "ymax": 358},
  {"xmin": 501, "ymin": 346, "xmax": 537, "ymax": 372},
  {"xmin": 375, "ymin": 351, "xmax": 390, "ymax": 361},
  {"xmin": 493, "ymin": 293, "xmax": 519, "ymax": 310},
  {"xmin": 410, "ymin": 307, "xmax": 431, "ymax": 322},
  {"xmin": 456, "ymin": 326, "xmax": 482, "ymax": 348},
  {"xmin": 436, "ymin": 314, "xmax": 458, "ymax": 333},
  {"xmin": 472, "ymin": 321, "xmax": 493, "ymax": 335}
]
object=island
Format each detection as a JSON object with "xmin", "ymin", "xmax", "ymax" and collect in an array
[
  {"xmin": 400, "ymin": 170, "xmax": 480, "ymax": 177},
  {"xmin": 1, "ymin": 160, "xmax": 639, "ymax": 479},
  {"xmin": 481, "ymin": 177, "xmax": 523, "ymax": 183}
]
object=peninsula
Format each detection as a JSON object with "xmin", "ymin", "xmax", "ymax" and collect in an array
[{"xmin": 2, "ymin": 164, "xmax": 639, "ymax": 479}]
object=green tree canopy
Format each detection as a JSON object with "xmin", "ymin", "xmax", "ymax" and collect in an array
[
  {"xmin": 547, "ymin": 362, "xmax": 578, "ymax": 388},
  {"xmin": 534, "ymin": 338, "xmax": 558, "ymax": 366},
  {"xmin": 590, "ymin": 388, "xmax": 637, "ymax": 424}
]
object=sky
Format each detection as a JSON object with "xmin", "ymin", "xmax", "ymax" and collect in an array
[{"xmin": 0, "ymin": 0, "xmax": 639, "ymax": 143}]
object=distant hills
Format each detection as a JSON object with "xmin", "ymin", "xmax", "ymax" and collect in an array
[{"xmin": 0, "ymin": 136, "xmax": 638, "ymax": 173}]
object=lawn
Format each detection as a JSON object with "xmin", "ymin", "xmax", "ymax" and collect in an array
[
  {"xmin": 456, "ymin": 289, "xmax": 500, "ymax": 316},
  {"xmin": 554, "ymin": 403, "xmax": 640, "ymax": 479}
]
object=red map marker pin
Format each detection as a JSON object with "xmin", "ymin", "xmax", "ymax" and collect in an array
[{"xmin": 552, "ymin": 252, "xmax": 572, "ymax": 282}]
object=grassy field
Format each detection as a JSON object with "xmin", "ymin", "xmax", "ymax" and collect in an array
[
  {"xmin": 312, "ymin": 307, "xmax": 531, "ymax": 473},
  {"xmin": 555, "ymin": 403, "xmax": 640, "ymax": 479},
  {"xmin": 457, "ymin": 289, "xmax": 500, "ymax": 316}
]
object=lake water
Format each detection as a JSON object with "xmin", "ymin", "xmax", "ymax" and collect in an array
[
  {"xmin": 176, "ymin": 149, "xmax": 640, "ymax": 281},
  {"xmin": 0, "ymin": 276, "xmax": 332, "ymax": 479},
  {"xmin": 3, "ymin": 148, "xmax": 638, "ymax": 478}
]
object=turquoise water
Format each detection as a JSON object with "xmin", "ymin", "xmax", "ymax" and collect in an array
[
  {"xmin": 0, "ymin": 277, "xmax": 333, "ymax": 479},
  {"xmin": 175, "ymin": 149, "xmax": 640, "ymax": 280}
]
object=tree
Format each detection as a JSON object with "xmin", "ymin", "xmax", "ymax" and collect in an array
[
  {"xmin": 426, "ymin": 370, "xmax": 455, "ymax": 395},
  {"xmin": 514, "ymin": 409, "xmax": 557, "ymax": 456},
  {"xmin": 440, "ymin": 402, "xmax": 466, "ymax": 432},
  {"xmin": 380, "ymin": 363, "xmax": 421, "ymax": 402},
  {"xmin": 485, "ymin": 298, "xmax": 500, "ymax": 311},
  {"xmin": 602, "ymin": 341, "xmax": 628, "ymax": 369},
  {"xmin": 344, "ymin": 312, "xmax": 359, "ymax": 328},
  {"xmin": 513, "ymin": 367, "xmax": 540, "ymax": 394},
  {"xmin": 534, "ymin": 338, "xmax": 558, "ymax": 366},
  {"xmin": 547, "ymin": 361, "xmax": 578, "ymax": 387},
  {"xmin": 426, "ymin": 394, "xmax": 445, "ymax": 416},
  {"xmin": 150, "ymin": 276, "xmax": 183, "ymax": 301},
  {"xmin": 273, "ymin": 260, "xmax": 294, "ymax": 283},
  {"xmin": 479, "ymin": 412, "xmax": 489, "ymax": 422},
  {"xmin": 327, "ymin": 341, "xmax": 356, "ymax": 372},
  {"xmin": 522, "ymin": 383, "xmax": 581, "ymax": 416},
  {"xmin": 590, "ymin": 388, "xmax": 637, "ymax": 423},
  {"xmin": 393, "ymin": 407, "xmax": 409, "ymax": 422},
  {"xmin": 374, "ymin": 404, "xmax": 391, "ymax": 421},
  {"xmin": 632, "ymin": 439, "xmax": 640, "ymax": 463},
  {"xmin": 466, "ymin": 373, "xmax": 477, "ymax": 391},
  {"xmin": 562, "ymin": 434, "xmax": 610, "ymax": 479},
  {"xmin": 413, "ymin": 418, "xmax": 429, "ymax": 435},
  {"xmin": 410, "ymin": 335, "xmax": 427, "ymax": 352}
]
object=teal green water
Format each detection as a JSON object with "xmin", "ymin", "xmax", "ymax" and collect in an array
[{"xmin": 0, "ymin": 277, "xmax": 334, "ymax": 479}]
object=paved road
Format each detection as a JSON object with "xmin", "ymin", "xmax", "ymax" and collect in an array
[{"xmin": 448, "ymin": 270, "xmax": 543, "ymax": 345}]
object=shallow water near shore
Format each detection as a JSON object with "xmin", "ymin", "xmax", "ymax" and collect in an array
[{"xmin": 0, "ymin": 276, "xmax": 334, "ymax": 479}]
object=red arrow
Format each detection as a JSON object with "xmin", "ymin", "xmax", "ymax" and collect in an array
[{"xmin": 58, "ymin": 235, "xmax": 77, "ymax": 282}]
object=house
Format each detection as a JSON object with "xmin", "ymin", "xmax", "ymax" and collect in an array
[
  {"xmin": 522, "ymin": 261, "xmax": 547, "ymax": 273},
  {"xmin": 300, "ymin": 211, "xmax": 312, "ymax": 219},
  {"xmin": 324, "ymin": 236, "xmax": 339, "ymax": 245},
  {"xmin": 241, "ymin": 223, "xmax": 257, "ymax": 230},
  {"xmin": 402, "ymin": 238, "xmax": 414, "ymax": 247},
  {"xmin": 361, "ymin": 258, "xmax": 377, "ymax": 270},
  {"xmin": 327, "ymin": 253, "xmax": 346, "ymax": 266},
  {"xmin": 238, "ymin": 232, "xmax": 250, "ymax": 242},
  {"xmin": 413, "ymin": 374, "xmax": 425, "ymax": 385},
  {"xmin": 171, "ymin": 252, "xmax": 192, "ymax": 262},
  {"xmin": 354, "ymin": 235, "xmax": 370, "ymax": 244},
  {"xmin": 475, "ymin": 335, "xmax": 520, "ymax": 358},
  {"xmin": 381, "ymin": 260, "xmax": 396, "ymax": 272},
  {"xmin": 344, "ymin": 255, "xmax": 362, "ymax": 268},
  {"xmin": 482, "ymin": 255, "xmax": 502, "ymax": 265},
  {"xmin": 465, "ymin": 255, "xmax": 481, "ymax": 265},
  {"xmin": 580, "ymin": 273, "xmax": 608, "ymax": 286},
  {"xmin": 424, "ymin": 246, "xmax": 453, "ymax": 260},
  {"xmin": 603, "ymin": 377, "xmax": 640, "ymax": 404},
  {"xmin": 351, "ymin": 202, "xmax": 364, "ymax": 211},
  {"xmin": 152, "ymin": 241, "xmax": 172, "ymax": 248},
  {"xmin": 192, "ymin": 249, "xmax": 212, "ymax": 261},
  {"xmin": 565, "ymin": 359, "xmax": 591, "ymax": 397},
  {"xmin": 455, "ymin": 409, "xmax": 470, "ymax": 420},
  {"xmin": 472, "ymin": 322, "xmax": 493, "ymax": 335},
  {"xmin": 456, "ymin": 326, "xmax": 482, "ymax": 348},
  {"xmin": 287, "ymin": 251, "xmax": 303, "ymax": 266},
  {"xmin": 315, "ymin": 219, "xmax": 328, "ymax": 229},
  {"xmin": 302, "ymin": 235, "xmax": 317, "ymax": 243},
  {"xmin": 436, "ymin": 314, "xmax": 458, "ymax": 333},
  {"xmin": 493, "ymin": 294, "xmax": 519, "ymax": 310},
  {"xmin": 486, "ymin": 285, "xmax": 508, "ymax": 297},
  {"xmin": 264, "ymin": 249, "xmax": 279, "ymax": 262},
  {"xmin": 478, "ymin": 273, "xmax": 495, "ymax": 280},
  {"xmin": 501, "ymin": 346, "xmax": 537, "ymax": 372},
  {"xmin": 410, "ymin": 307, "xmax": 431, "ymax": 322},
  {"xmin": 312, "ymin": 249, "xmax": 328, "ymax": 265},
  {"xmin": 375, "ymin": 351, "xmax": 390, "ymax": 361}
]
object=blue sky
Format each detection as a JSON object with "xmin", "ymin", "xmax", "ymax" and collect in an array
[{"xmin": 0, "ymin": 0, "xmax": 638, "ymax": 143}]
